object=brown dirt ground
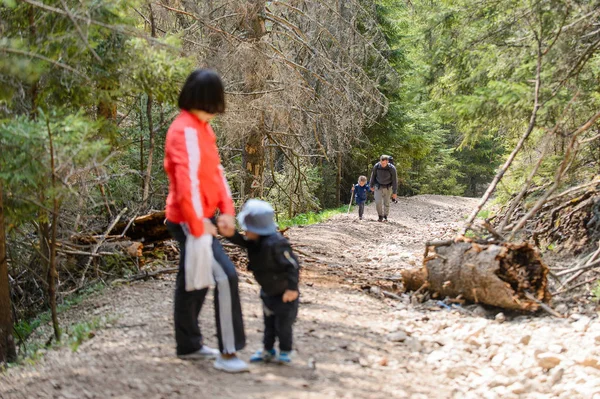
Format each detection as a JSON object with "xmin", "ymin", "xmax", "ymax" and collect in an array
[{"xmin": 2, "ymin": 195, "xmax": 600, "ymax": 399}]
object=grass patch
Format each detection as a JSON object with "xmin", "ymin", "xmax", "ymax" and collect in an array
[
  {"xmin": 477, "ymin": 209, "xmax": 491, "ymax": 220},
  {"xmin": 277, "ymin": 205, "xmax": 348, "ymax": 229},
  {"xmin": 593, "ymin": 281, "xmax": 600, "ymax": 302}
]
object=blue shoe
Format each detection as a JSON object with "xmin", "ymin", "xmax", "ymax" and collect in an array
[
  {"xmin": 277, "ymin": 351, "xmax": 292, "ymax": 364},
  {"xmin": 250, "ymin": 348, "xmax": 276, "ymax": 363}
]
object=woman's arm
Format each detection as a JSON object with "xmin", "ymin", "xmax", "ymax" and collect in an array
[{"xmin": 167, "ymin": 128, "xmax": 205, "ymax": 236}]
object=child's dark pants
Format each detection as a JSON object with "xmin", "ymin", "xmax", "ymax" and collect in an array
[
  {"xmin": 260, "ymin": 290, "xmax": 298, "ymax": 352},
  {"xmin": 358, "ymin": 202, "xmax": 365, "ymax": 218}
]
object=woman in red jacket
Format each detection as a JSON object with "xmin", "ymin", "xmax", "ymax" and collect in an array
[{"xmin": 164, "ymin": 69, "xmax": 247, "ymax": 373}]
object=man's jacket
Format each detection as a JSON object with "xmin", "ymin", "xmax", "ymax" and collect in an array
[{"xmin": 369, "ymin": 162, "xmax": 398, "ymax": 194}]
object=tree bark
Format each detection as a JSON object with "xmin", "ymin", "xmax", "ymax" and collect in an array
[
  {"xmin": 142, "ymin": 93, "xmax": 155, "ymax": 208},
  {"xmin": 142, "ymin": 2, "xmax": 157, "ymax": 208},
  {"xmin": 241, "ymin": 1, "xmax": 267, "ymax": 199},
  {"xmin": 45, "ymin": 119, "xmax": 60, "ymax": 341},
  {"xmin": 244, "ymin": 120, "xmax": 265, "ymax": 198},
  {"xmin": 0, "ymin": 181, "xmax": 17, "ymax": 364},
  {"xmin": 336, "ymin": 152, "xmax": 342, "ymax": 205}
]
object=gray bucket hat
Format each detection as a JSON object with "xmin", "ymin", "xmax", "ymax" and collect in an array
[{"xmin": 237, "ymin": 199, "xmax": 278, "ymax": 235}]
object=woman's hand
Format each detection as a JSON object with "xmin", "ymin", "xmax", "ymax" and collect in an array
[
  {"xmin": 217, "ymin": 214, "xmax": 236, "ymax": 237},
  {"xmin": 203, "ymin": 218, "xmax": 218, "ymax": 237},
  {"xmin": 282, "ymin": 290, "xmax": 299, "ymax": 303}
]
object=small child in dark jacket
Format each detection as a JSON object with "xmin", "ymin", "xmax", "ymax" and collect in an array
[
  {"xmin": 220, "ymin": 199, "xmax": 300, "ymax": 364},
  {"xmin": 351, "ymin": 175, "xmax": 370, "ymax": 220}
]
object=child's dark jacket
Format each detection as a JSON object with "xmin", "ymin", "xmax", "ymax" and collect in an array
[
  {"xmin": 353, "ymin": 183, "xmax": 370, "ymax": 204},
  {"xmin": 226, "ymin": 232, "xmax": 300, "ymax": 296}
]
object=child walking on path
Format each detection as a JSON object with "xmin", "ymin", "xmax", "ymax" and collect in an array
[
  {"xmin": 351, "ymin": 176, "xmax": 370, "ymax": 220},
  {"xmin": 219, "ymin": 199, "xmax": 300, "ymax": 364}
]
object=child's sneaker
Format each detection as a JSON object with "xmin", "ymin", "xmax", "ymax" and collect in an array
[
  {"xmin": 249, "ymin": 348, "xmax": 276, "ymax": 363},
  {"xmin": 277, "ymin": 351, "xmax": 292, "ymax": 364}
]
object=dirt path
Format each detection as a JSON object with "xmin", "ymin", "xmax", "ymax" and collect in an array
[{"xmin": 2, "ymin": 195, "xmax": 600, "ymax": 399}]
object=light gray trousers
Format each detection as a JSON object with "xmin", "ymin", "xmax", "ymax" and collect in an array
[{"xmin": 374, "ymin": 186, "xmax": 392, "ymax": 217}]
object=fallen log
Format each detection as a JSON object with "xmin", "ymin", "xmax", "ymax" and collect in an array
[
  {"xmin": 404, "ymin": 238, "xmax": 551, "ymax": 311},
  {"xmin": 110, "ymin": 211, "xmax": 170, "ymax": 243},
  {"xmin": 73, "ymin": 211, "xmax": 170, "ymax": 244}
]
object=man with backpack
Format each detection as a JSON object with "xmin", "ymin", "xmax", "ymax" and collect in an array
[{"xmin": 369, "ymin": 155, "xmax": 398, "ymax": 222}]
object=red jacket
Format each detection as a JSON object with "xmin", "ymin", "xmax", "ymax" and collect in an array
[{"xmin": 164, "ymin": 110, "xmax": 234, "ymax": 236}]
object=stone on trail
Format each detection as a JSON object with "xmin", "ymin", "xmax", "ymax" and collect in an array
[
  {"xmin": 495, "ymin": 312, "xmax": 506, "ymax": 323},
  {"xmin": 578, "ymin": 357, "xmax": 600, "ymax": 370},
  {"xmin": 554, "ymin": 303, "xmax": 568, "ymax": 315},
  {"xmin": 387, "ymin": 330, "xmax": 408, "ymax": 342},
  {"xmin": 537, "ymin": 353, "xmax": 562, "ymax": 369},
  {"xmin": 548, "ymin": 368, "xmax": 565, "ymax": 387},
  {"xmin": 507, "ymin": 381, "xmax": 527, "ymax": 395}
]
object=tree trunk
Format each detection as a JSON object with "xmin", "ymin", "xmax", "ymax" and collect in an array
[
  {"xmin": 244, "ymin": 122, "xmax": 265, "ymax": 198},
  {"xmin": 0, "ymin": 181, "xmax": 17, "ymax": 364},
  {"xmin": 142, "ymin": 2, "xmax": 157, "ymax": 208},
  {"xmin": 142, "ymin": 93, "xmax": 155, "ymax": 208},
  {"xmin": 336, "ymin": 152, "xmax": 342, "ymax": 205},
  {"xmin": 44, "ymin": 119, "xmax": 60, "ymax": 341},
  {"xmin": 97, "ymin": 81, "xmax": 117, "ymax": 121},
  {"xmin": 241, "ymin": 1, "xmax": 267, "ymax": 199},
  {"xmin": 404, "ymin": 239, "xmax": 550, "ymax": 311}
]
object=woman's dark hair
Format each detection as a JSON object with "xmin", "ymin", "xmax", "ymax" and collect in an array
[{"xmin": 178, "ymin": 69, "xmax": 226, "ymax": 114}]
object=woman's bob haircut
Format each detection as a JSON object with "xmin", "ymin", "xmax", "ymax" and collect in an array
[{"xmin": 178, "ymin": 69, "xmax": 226, "ymax": 114}]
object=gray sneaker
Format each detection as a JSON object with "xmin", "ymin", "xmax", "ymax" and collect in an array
[
  {"xmin": 178, "ymin": 345, "xmax": 220, "ymax": 360},
  {"xmin": 214, "ymin": 355, "xmax": 250, "ymax": 373}
]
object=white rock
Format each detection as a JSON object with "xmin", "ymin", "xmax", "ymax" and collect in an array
[
  {"xmin": 488, "ymin": 375, "xmax": 511, "ymax": 388},
  {"xmin": 495, "ymin": 312, "xmax": 506, "ymax": 323},
  {"xmin": 471, "ymin": 305, "xmax": 488, "ymax": 318},
  {"xmin": 426, "ymin": 350, "xmax": 445, "ymax": 364},
  {"xmin": 491, "ymin": 353, "xmax": 506, "ymax": 368},
  {"xmin": 370, "ymin": 286, "xmax": 381, "ymax": 295},
  {"xmin": 573, "ymin": 316, "xmax": 591, "ymax": 333},
  {"xmin": 508, "ymin": 382, "xmax": 527, "ymax": 395},
  {"xmin": 387, "ymin": 331, "xmax": 408, "ymax": 342},
  {"xmin": 406, "ymin": 336, "xmax": 422, "ymax": 352},
  {"xmin": 555, "ymin": 303, "xmax": 568, "ymax": 315},
  {"xmin": 537, "ymin": 353, "xmax": 562, "ymax": 370}
]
